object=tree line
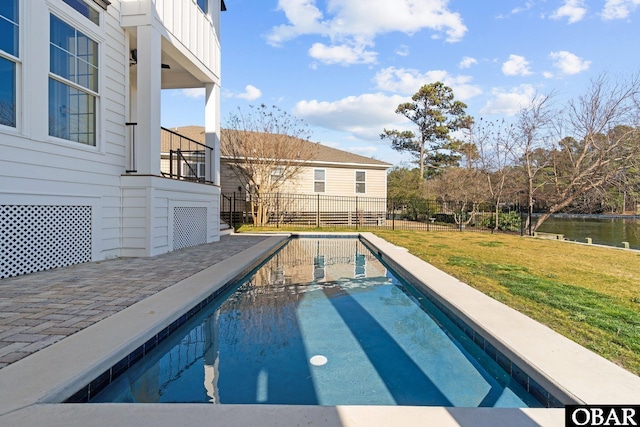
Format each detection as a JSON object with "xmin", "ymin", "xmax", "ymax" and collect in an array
[{"xmin": 384, "ymin": 74, "xmax": 640, "ymax": 233}]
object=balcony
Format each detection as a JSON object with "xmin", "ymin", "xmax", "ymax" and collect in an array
[
  {"xmin": 125, "ymin": 125, "xmax": 214, "ymax": 184},
  {"xmin": 120, "ymin": 0, "xmax": 222, "ymax": 85}
]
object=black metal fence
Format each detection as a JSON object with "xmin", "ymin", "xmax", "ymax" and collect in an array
[
  {"xmin": 221, "ymin": 192, "xmax": 525, "ymax": 234},
  {"xmin": 161, "ymin": 127, "xmax": 213, "ymax": 183}
]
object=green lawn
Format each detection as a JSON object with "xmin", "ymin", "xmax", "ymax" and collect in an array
[{"xmin": 237, "ymin": 225, "xmax": 640, "ymax": 375}]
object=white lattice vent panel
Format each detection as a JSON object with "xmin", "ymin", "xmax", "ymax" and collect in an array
[
  {"xmin": 1, "ymin": 205, "xmax": 92, "ymax": 279},
  {"xmin": 173, "ymin": 207, "xmax": 207, "ymax": 250}
]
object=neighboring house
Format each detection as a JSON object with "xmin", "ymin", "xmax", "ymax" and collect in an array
[
  {"xmin": 167, "ymin": 126, "xmax": 392, "ymax": 226},
  {"xmin": 0, "ymin": 0, "xmax": 225, "ymax": 279},
  {"xmin": 168, "ymin": 126, "xmax": 392, "ymax": 198}
]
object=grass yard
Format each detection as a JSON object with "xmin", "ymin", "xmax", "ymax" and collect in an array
[{"xmin": 237, "ymin": 225, "xmax": 640, "ymax": 375}]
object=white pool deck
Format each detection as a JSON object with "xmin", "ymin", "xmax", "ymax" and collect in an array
[{"xmin": 0, "ymin": 232, "xmax": 638, "ymax": 427}]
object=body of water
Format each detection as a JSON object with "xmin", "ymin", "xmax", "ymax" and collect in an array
[{"xmin": 536, "ymin": 215, "xmax": 640, "ymax": 250}]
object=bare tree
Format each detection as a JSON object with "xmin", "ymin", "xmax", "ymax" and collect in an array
[
  {"xmin": 475, "ymin": 118, "xmax": 519, "ymax": 231},
  {"xmin": 222, "ymin": 104, "xmax": 318, "ymax": 226},
  {"xmin": 512, "ymin": 93, "xmax": 557, "ymax": 233},
  {"xmin": 427, "ymin": 167, "xmax": 488, "ymax": 226},
  {"xmin": 532, "ymin": 74, "xmax": 640, "ymax": 230}
]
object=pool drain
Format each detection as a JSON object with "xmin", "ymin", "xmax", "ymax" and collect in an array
[{"xmin": 310, "ymin": 355, "xmax": 328, "ymax": 366}]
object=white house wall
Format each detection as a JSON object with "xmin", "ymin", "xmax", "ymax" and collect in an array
[
  {"xmin": 1, "ymin": 0, "xmax": 222, "ymax": 278},
  {"xmin": 0, "ymin": 1, "xmax": 128, "ymax": 278},
  {"xmin": 121, "ymin": 176, "xmax": 220, "ymax": 257}
]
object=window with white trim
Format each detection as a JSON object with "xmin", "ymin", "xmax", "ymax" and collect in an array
[
  {"xmin": 182, "ymin": 162, "xmax": 206, "ymax": 178},
  {"xmin": 49, "ymin": 13, "xmax": 99, "ymax": 146},
  {"xmin": 270, "ymin": 166, "xmax": 284, "ymax": 183},
  {"xmin": 314, "ymin": 169, "xmax": 325, "ymax": 193},
  {"xmin": 355, "ymin": 170, "xmax": 366, "ymax": 194},
  {"xmin": 0, "ymin": 0, "xmax": 19, "ymax": 128}
]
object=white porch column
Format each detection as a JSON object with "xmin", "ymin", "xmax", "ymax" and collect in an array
[
  {"xmin": 134, "ymin": 25, "xmax": 162, "ymax": 176},
  {"xmin": 205, "ymin": 83, "xmax": 220, "ymax": 186}
]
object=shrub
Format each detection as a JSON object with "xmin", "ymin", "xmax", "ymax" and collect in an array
[{"xmin": 480, "ymin": 211, "xmax": 522, "ymax": 232}]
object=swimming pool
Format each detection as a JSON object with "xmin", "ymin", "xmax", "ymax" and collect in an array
[{"xmin": 88, "ymin": 237, "xmax": 549, "ymax": 407}]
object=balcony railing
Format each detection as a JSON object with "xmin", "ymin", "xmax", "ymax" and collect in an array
[{"xmin": 161, "ymin": 126, "xmax": 213, "ymax": 184}]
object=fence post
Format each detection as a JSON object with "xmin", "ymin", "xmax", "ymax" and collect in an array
[
  {"xmin": 229, "ymin": 193, "xmax": 236, "ymax": 230},
  {"xmin": 355, "ymin": 196, "xmax": 359, "ymax": 230},
  {"xmin": 316, "ymin": 194, "xmax": 320, "ymax": 228},
  {"xmin": 392, "ymin": 200, "xmax": 395, "ymax": 231},
  {"xmin": 232, "ymin": 192, "xmax": 236, "ymax": 229}
]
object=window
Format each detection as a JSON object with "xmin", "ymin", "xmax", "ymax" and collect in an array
[
  {"xmin": 314, "ymin": 169, "xmax": 325, "ymax": 193},
  {"xmin": 49, "ymin": 14, "xmax": 98, "ymax": 146},
  {"xmin": 182, "ymin": 162, "xmax": 206, "ymax": 178},
  {"xmin": 0, "ymin": 0, "xmax": 18, "ymax": 128},
  {"xmin": 270, "ymin": 166, "xmax": 284, "ymax": 183},
  {"xmin": 197, "ymin": 0, "xmax": 209, "ymax": 14},
  {"xmin": 62, "ymin": 0, "xmax": 100, "ymax": 25},
  {"xmin": 355, "ymin": 171, "xmax": 366, "ymax": 194}
]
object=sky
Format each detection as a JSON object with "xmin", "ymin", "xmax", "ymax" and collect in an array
[{"xmin": 161, "ymin": 0, "xmax": 640, "ymax": 167}]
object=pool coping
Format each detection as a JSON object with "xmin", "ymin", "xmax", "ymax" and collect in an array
[{"xmin": 0, "ymin": 232, "xmax": 638, "ymax": 426}]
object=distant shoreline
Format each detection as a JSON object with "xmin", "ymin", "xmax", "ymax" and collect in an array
[{"xmin": 534, "ymin": 213, "xmax": 640, "ymax": 220}]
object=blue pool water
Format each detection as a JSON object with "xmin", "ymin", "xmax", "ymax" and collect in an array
[{"xmin": 90, "ymin": 238, "xmax": 544, "ymax": 407}]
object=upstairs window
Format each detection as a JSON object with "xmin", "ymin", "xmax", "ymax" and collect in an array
[
  {"xmin": 314, "ymin": 169, "xmax": 325, "ymax": 193},
  {"xmin": 197, "ymin": 0, "xmax": 208, "ymax": 14},
  {"xmin": 62, "ymin": 0, "xmax": 100, "ymax": 25},
  {"xmin": 49, "ymin": 14, "xmax": 99, "ymax": 146},
  {"xmin": 355, "ymin": 171, "xmax": 366, "ymax": 194},
  {"xmin": 0, "ymin": 0, "xmax": 19, "ymax": 128}
]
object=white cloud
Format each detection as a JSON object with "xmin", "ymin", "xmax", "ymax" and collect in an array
[
  {"xmin": 502, "ymin": 54, "xmax": 533, "ymax": 76},
  {"xmin": 551, "ymin": 0, "xmax": 588, "ymax": 23},
  {"xmin": 395, "ymin": 44, "xmax": 410, "ymax": 57},
  {"xmin": 267, "ymin": 0, "xmax": 327, "ymax": 46},
  {"xmin": 602, "ymin": 0, "xmax": 640, "ymax": 19},
  {"xmin": 459, "ymin": 56, "xmax": 478, "ymax": 69},
  {"xmin": 349, "ymin": 145, "xmax": 379, "ymax": 155},
  {"xmin": 511, "ymin": 1, "xmax": 535, "ymax": 15},
  {"xmin": 548, "ymin": 51, "xmax": 590, "ymax": 76},
  {"xmin": 308, "ymin": 41, "xmax": 377, "ymax": 65},
  {"xmin": 267, "ymin": 0, "xmax": 467, "ymax": 64},
  {"xmin": 497, "ymin": 1, "xmax": 535, "ymax": 18},
  {"xmin": 181, "ymin": 88, "xmax": 205, "ymax": 98},
  {"xmin": 480, "ymin": 84, "xmax": 537, "ymax": 116},
  {"xmin": 236, "ymin": 85, "xmax": 262, "ymax": 101},
  {"xmin": 293, "ymin": 92, "xmax": 408, "ymax": 140},
  {"xmin": 373, "ymin": 66, "xmax": 482, "ymax": 101}
]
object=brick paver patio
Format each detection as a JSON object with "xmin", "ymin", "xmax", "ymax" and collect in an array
[{"xmin": 0, "ymin": 234, "xmax": 271, "ymax": 369}]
